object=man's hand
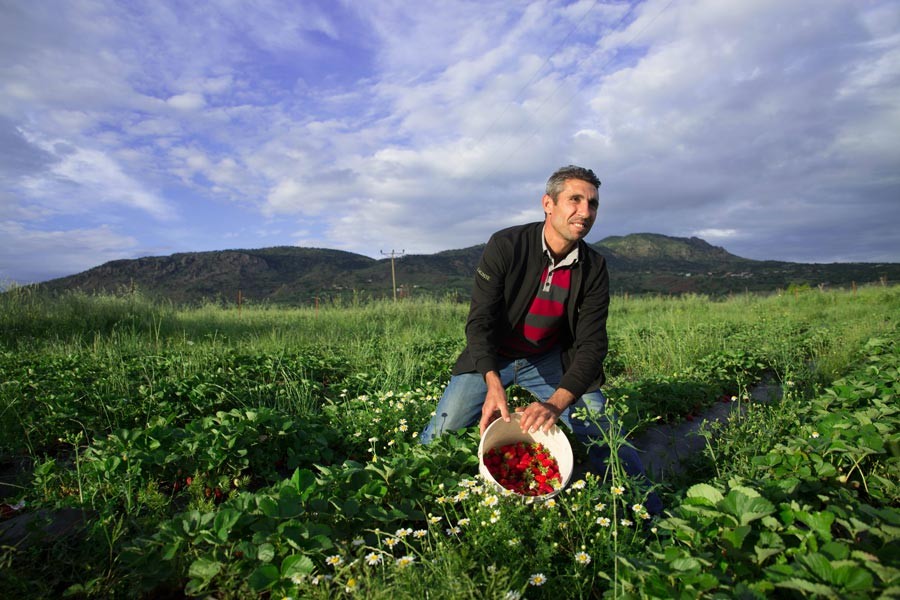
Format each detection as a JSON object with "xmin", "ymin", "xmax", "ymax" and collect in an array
[
  {"xmin": 479, "ymin": 371, "xmax": 510, "ymax": 435},
  {"xmin": 517, "ymin": 389, "xmax": 576, "ymax": 433}
]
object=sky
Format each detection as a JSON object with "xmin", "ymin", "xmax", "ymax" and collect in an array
[{"xmin": 2, "ymin": 0, "xmax": 899, "ymax": 285}]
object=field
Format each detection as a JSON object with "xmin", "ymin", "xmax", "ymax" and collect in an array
[{"xmin": 1, "ymin": 286, "xmax": 898, "ymax": 599}]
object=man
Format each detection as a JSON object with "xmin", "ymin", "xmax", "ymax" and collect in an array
[{"xmin": 420, "ymin": 165, "xmax": 660, "ymax": 513}]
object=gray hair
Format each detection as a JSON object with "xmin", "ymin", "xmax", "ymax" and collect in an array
[{"xmin": 545, "ymin": 165, "xmax": 601, "ymax": 199}]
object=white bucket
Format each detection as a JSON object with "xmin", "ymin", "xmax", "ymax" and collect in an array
[{"xmin": 478, "ymin": 412, "xmax": 574, "ymax": 499}]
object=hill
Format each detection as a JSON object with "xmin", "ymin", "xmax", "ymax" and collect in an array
[
  {"xmin": 34, "ymin": 234, "xmax": 900, "ymax": 304},
  {"xmin": 596, "ymin": 233, "xmax": 747, "ymax": 267}
]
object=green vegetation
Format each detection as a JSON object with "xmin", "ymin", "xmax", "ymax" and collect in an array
[
  {"xmin": 1, "ymin": 285, "xmax": 897, "ymax": 598},
  {"xmin": 31, "ymin": 233, "xmax": 900, "ymax": 304}
]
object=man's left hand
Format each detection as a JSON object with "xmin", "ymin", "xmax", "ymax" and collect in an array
[
  {"xmin": 516, "ymin": 388, "xmax": 576, "ymax": 433},
  {"xmin": 516, "ymin": 401, "xmax": 563, "ymax": 434}
]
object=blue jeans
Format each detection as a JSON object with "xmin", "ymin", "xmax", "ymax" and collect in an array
[{"xmin": 420, "ymin": 350, "xmax": 661, "ymax": 513}]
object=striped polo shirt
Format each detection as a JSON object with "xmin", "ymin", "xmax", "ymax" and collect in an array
[{"xmin": 499, "ymin": 236, "xmax": 578, "ymax": 358}]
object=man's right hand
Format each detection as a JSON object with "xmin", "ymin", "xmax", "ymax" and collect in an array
[{"xmin": 479, "ymin": 371, "xmax": 510, "ymax": 435}]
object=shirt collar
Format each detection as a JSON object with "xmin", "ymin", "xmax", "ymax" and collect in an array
[{"xmin": 542, "ymin": 227, "xmax": 580, "ymax": 268}]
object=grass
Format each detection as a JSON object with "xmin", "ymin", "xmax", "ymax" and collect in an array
[{"xmin": 0, "ymin": 284, "xmax": 897, "ymax": 598}]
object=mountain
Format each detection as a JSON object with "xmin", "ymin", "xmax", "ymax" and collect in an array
[
  {"xmin": 592, "ymin": 234, "xmax": 898, "ymax": 296},
  {"xmin": 38, "ymin": 247, "xmax": 379, "ymax": 305},
  {"xmin": 596, "ymin": 233, "xmax": 747, "ymax": 267},
  {"xmin": 34, "ymin": 234, "xmax": 899, "ymax": 304}
]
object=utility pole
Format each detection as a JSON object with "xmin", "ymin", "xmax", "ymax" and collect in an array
[{"xmin": 380, "ymin": 249, "xmax": 405, "ymax": 301}]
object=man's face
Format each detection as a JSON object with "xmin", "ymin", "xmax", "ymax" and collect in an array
[{"xmin": 542, "ymin": 178, "xmax": 599, "ymax": 250}]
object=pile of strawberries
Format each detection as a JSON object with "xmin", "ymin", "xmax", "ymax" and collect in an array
[{"xmin": 483, "ymin": 441, "xmax": 561, "ymax": 496}]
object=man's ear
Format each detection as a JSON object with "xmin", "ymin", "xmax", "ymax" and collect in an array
[{"xmin": 541, "ymin": 193, "xmax": 554, "ymax": 215}]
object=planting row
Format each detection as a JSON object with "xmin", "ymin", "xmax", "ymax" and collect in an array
[
  {"xmin": 71, "ymin": 336, "xmax": 897, "ymax": 599},
  {"xmin": 614, "ymin": 336, "xmax": 899, "ymax": 598},
  {"xmin": 1, "ymin": 309, "xmax": 895, "ymax": 597}
]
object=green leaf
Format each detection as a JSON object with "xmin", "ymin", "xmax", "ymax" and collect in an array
[
  {"xmin": 214, "ymin": 508, "xmax": 241, "ymax": 542},
  {"xmin": 720, "ymin": 489, "xmax": 775, "ymax": 526},
  {"xmin": 729, "ymin": 484, "xmax": 763, "ymax": 498},
  {"xmin": 798, "ymin": 552, "xmax": 834, "ymax": 583},
  {"xmin": 307, "ymin": 534, "xmax": 334, "ymax": 552},
  {"xmin": 775, "ymin": 578, "xmax": 839, "ymax": 598},
  {"xmin": 349, "ymin": 469, "xmax": 371, "ymax": 489},
  {"xmin": 341, "ymin": 498, "xmax": 360, "ymax": 518},
  {"xmin": 755, "ymin": 546, "xmax": 783, "ymax": 564},
  {"xmin": 280, "ymin": 524, "xmax": 307, "ymax": 550},
  {"xmin": 832, "ymin": 564, "xmax": 873, "ymax": 592},
  {"xmin": 281, "ymin": 554, "xmax": 315, "ymax": 578},
  {"xmin": 258, "ymin": 496, "xmax": 279, "ymax": 518},
  {"xmin": 188, "ymin": 557, "xmax": 222, "ymax": 584},
  {"xmin": 820, "ymin": 541, "xmax": 848, "ymax": 561},
  {"xmin": 685, "ymin": 483, "xmax": 724, "ymax": 505},
  {"xmin": 62, "ymin": 584, "xmax": 86, "ymax": 597},
  {"xmin": 161, "ymin": 541, "xmax": 181, "ymax": 561},
  {"xmin": 276, "ymin": 487, "xmax": 304, "ymax": 518},
  {"xmin": 722, "ymin": 525, "xmax": 751, "ymax": 550},
  {"xmin": 796, "ymin": 510, "xmax": 835, "ymax": 542},
  {"xmin": 365, "ymin": 505, "xmax": 389, "ymax": 521},
  {"xmin": 693, "ymin": 573, "xmax": 720, "ymax": 591},
  {"xmin": 861, "ymin": 430, "xmax": 884, "ymax": 452},
  {"xmin": 257, "ymin": 542, "xmax": 275, "ymax": 563},
  {"xmin": 290, "ymin": 468, "xmax": 318, "ymax": 499},
  {"xmin": 670, "ymin": 557, "xmax": 701, "ymax": 571},
  {"xmin": 754, "ymin": 530, "xmax": 784, "ymax": 565},
  {"xmin": 248, "ymin": 564, "xmax": 280, "ymax": 592},
  {"xmin": 306, "ymin": 523, "xmax": 332, "ymax": 539}
]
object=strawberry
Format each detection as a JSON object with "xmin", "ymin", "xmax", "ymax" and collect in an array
[{"xmin": 484, "ymin": 442, "xmax": 562, "ymax": 496}]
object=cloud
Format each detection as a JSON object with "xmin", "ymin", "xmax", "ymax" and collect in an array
[
  {"xmin": 0, "ymin": 118, "xmax": 58, "ymax": 178},
  {"xmin": 1, "ymin": 0, "xmax": 898, "ymax": 284},
  {"xmin": 17, "ymin": 133, "xmax": 175, "ymax": 221},
  {"xmin": 167, "ymin": 92, "xmax": 206, "ymax": 111},
  {"xmin": 0, "ymin": 221, "xmax": 138, "ymax": 284},
  {"xmin": 693, "ymin": 229, "xmax": 740, "ymax": 241},
  {"xmin": 576, "ymin": 0, "xmax": 900, "ymax": 261},
  {"xmin": 249, "ymin": 0, "xmax": 900, "ymax": 263}
]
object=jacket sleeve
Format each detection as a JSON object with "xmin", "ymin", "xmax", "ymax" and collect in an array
[
  {"xmin": 558, "ymin": 256, "xmax": 610, "ymax": 397},
  {"xmin": 463, "ymin": 233, "xmax": 510, "ymax": 377}
]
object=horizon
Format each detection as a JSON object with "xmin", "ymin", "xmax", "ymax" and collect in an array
[
  {"xmin": 2, "ymin": 1, "xmax": 899, "ymax": 285},
  {"xmin": 33, "ymin": 231, "xmax": 900, "ymax": 287}
]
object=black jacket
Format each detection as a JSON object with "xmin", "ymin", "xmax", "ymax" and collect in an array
[{"xmin": 452, "ymin": 222, "xmax": 610, "ymax": 397}]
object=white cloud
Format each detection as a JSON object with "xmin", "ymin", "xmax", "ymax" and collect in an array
[
  {"xmin": 266, "ymin": 179, "xmax": 305, "ymax": 214},
  {"xmin": 263, "ymin": 170, "xmax": 362, "ymax": 217},
  {"xmin": 693, "ymin": 228, "xmax": 739, "ymax": 240},
  {"xmin": 199, "ymin": 75, "xmax": 234, "ymax": 95},
  {"xmin": 0, "ymin": 221, "xmax": 138, "ymax": 284},
  {"xmin": 19, "ymin": 137, "xmax": 175, "ymax": 221},
  {"xmin": 249, "ymin": 1, "xmax": 900, "ymax": 263},
  {"xmin": 572, "ymin": 0, "xmax": 900, "ymax": 254},
  {"xmin": 2, "ymin": 0, "xmax": 899, "ymax": 283},
  {"xmin": 167, "ymin": 92, "xmax": 206, "ymax": 111}
]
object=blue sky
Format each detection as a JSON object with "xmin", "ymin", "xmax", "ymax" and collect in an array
[{"xmin": 2, "ymin": 0, "xmax": 899, "ymax": 285}]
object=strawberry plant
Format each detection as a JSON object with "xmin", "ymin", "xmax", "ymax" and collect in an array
[
  {"xmin": 604, "ymin": 376, "xmax": 724, "ymax": 427},
  {"xmin": 614, "ymin": 480, "xmax": 895, "ymax": 599},
  {"xmin": 2, "ymin": 289, "xmax": 898, "ymax": 598}
]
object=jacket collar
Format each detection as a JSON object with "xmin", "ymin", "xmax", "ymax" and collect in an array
[{"xmin": 541, "ymin": 224, "xmax": 580, "ymax": 268}]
